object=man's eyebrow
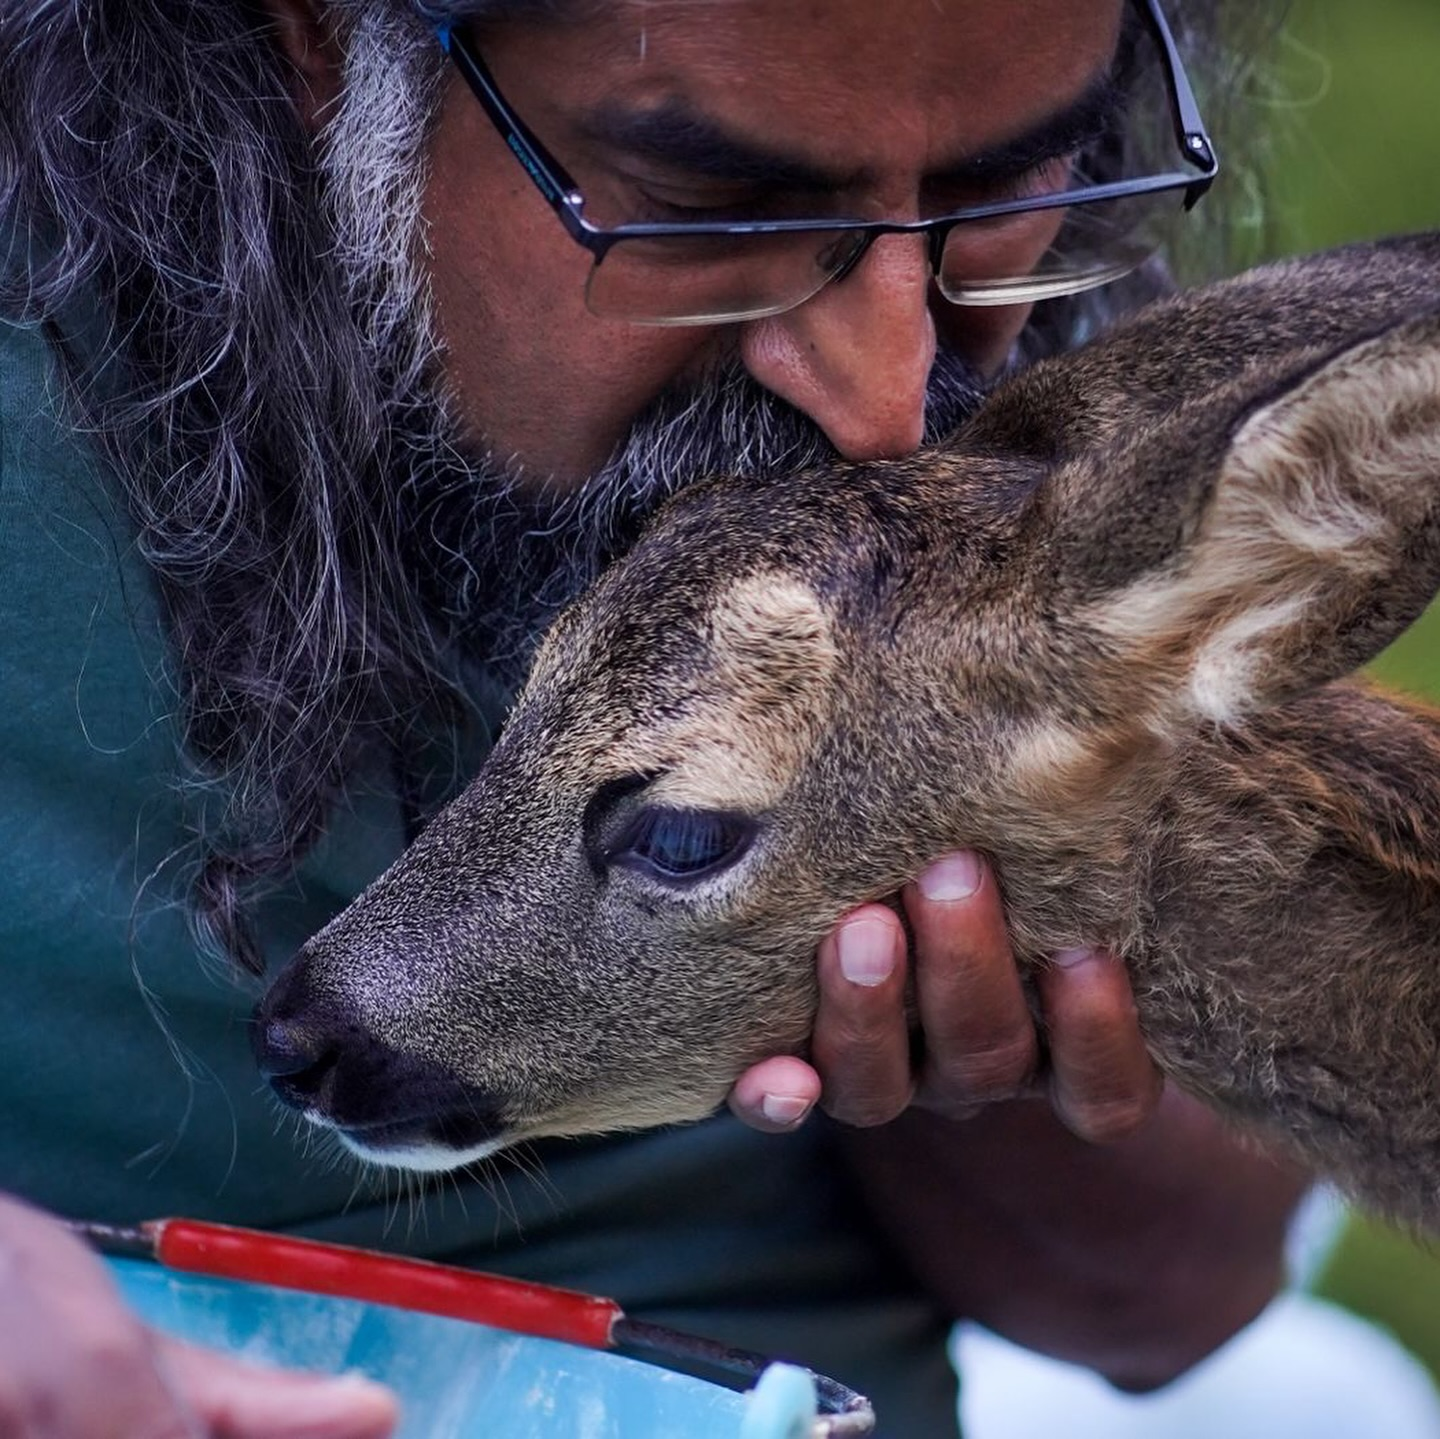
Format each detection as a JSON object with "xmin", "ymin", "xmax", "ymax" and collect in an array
[
  {"xmin": 575, "ymin": 70, "xmax": 1128, "ymax": 193},
  {"xmin": 938, "ymin": 74, "xmax": 1128, "ymax": 184},
  {"xmin": 577, "ymin": 103, "xmax": 851, "ymax": 192}
]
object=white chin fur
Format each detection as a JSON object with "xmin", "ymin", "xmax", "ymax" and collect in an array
[
  {"xmin": 341, "ymin": 1132, "xmax": 508, "ymax": 1172},
  {"xmin": 305, "ymin": 1114, "xmax": 508, "ymax": 1172}
]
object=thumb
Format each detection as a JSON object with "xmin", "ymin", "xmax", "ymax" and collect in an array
[
  {"xmin": 156, "ymin": 1335, "xmax": 400, "ymax": 1439},
  {"xmin": 728, "ymin": 1053, "xmax": 822, "ymax": 1131}
]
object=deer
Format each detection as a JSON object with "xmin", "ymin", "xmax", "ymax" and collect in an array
[{"xmin": 255, "ymin": 232, "xmax": 1440, "ymax": 1231}]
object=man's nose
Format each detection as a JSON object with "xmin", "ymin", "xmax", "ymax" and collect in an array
[{"xmin": 739, "ymin": 233, "xmax": 937, "ymax": 462}]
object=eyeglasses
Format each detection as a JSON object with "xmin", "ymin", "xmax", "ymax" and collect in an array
[{"xmin": 434, "ymin": 0, "xmax": 1218, "ymax": 328}]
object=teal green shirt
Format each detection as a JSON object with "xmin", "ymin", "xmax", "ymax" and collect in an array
[{"xmin": 0, "ymin": 320, "xmax": 958, "ymax": 1434}]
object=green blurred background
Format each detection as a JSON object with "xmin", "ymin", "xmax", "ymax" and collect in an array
[{"xmin": 1243, "ymin": 0, "xmax": 1440, "ymax": 1389}]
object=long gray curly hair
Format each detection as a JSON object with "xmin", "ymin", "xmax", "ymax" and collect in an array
[{"xmin": 0, "ymin": 0, "xmax": 1276, "ymax": 972}]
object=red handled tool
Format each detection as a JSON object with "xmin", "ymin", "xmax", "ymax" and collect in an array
[{"xmin": 76, "ymin": 1217, "xmax": 621, "ymax": 1348}]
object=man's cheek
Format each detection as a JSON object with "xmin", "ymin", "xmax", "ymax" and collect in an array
[{"xmin": 934, "ymin": 300, "xmax": 1036, "ymax": 375}]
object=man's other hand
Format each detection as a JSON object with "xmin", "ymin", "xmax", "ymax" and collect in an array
[{"xmin": 0, "ymin": 1194, "xmax": 399, "ymax": 1439}]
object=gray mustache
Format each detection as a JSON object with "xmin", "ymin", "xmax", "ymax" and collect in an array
[{"xmin": 404, "ymin": 347, "xmax": 990, "ymax": 682}]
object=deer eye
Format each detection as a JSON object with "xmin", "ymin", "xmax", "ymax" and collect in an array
[{"xmin": 610, "ymin": 807, "xmax": 754, "ymax": 883}]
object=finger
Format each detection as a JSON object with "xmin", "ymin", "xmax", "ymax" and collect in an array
[
  {"xmin": 160, "ymin": 1336, "xmax": 399, "ymax": 1439},
  {"xmin": 0, "ymin": 1199, "xmax": 203, "ymax": 1439},
  {"xmin": 904, "ymin": 852, "xmax": 1039, "ymax": 1114},
  {"xmin": 727, "ymin": 1055, "xmax": 823, "ymax": 1132},
  {"xmin": 1037, "ymin": 947, "xmax": 1164, "ymax": 1144},
  {"xmin": 812, "ymin": 905, "xmax": 914, "ymax": 1127}
]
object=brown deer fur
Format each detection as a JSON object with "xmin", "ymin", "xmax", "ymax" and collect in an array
[{"xmin": 256, "ymin": 233, "xmax": 1440, "ymax": 1230}]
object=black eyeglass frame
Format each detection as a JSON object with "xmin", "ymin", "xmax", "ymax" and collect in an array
[{"xmin": 434, "ymin": 0, "xmax": 1218, "ymax": 297}]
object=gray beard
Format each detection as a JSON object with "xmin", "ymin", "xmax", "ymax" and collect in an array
[{"xmin": 397, "ymin": 347, "xmax": 991, "ymax": 691}]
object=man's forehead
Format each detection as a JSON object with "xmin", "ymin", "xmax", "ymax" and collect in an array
[
  {"xmin": 488, "ymin": 0, "xmax": 1126, "ymax": 77},
  {"xmin": 479, "ymin": 0, "xmax": 1128, "ymax": 177}
]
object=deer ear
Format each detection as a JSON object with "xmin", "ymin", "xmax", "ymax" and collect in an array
[{"xmin": 1079, "ymin": 309, "xmax": 1440, "ymax": 727}]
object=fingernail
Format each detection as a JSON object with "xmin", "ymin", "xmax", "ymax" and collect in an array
[
  {"xmin": 838, "ymin": 919, "xmax": 896, "ymax": 987},
  {"xmin": 761, "ymin": 1093, "xmax": 813, "ymax": 1127},
  {"xmin": 918, "ymin": 851, "xmax": 982, "ymax": 902},
  {"xmin": 1052, "ymin": 946, "xmax": 1104, "ymax": 968}
]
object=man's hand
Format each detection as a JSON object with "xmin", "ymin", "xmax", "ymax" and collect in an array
[
  {"xmin": 728, "ymin": 850, "xmax": 1163, "ymax": 1139},
  {"xmin": 0, "ymin": 1194, "xmax": 399, "ymax": 1439},
  {"xmin": 728, "ymin": 856, "xmax": 1303, "ymax": 1389}
]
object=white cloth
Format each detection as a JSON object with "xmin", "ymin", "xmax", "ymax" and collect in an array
[
  {"xmin": 955, "ymin": 1293, "xmax": 1440, "ymax": 1439},
  {"xmin": 954, "ymin": 1189, "xmax": 1440, "ymax": 1439}
]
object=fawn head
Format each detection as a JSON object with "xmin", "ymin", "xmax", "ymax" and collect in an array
[{"xmin": 255, "ymin": 236, "xmax": 1440, "ymax": 1171}]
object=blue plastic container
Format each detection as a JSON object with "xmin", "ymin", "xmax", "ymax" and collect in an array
[{"xmin": 110, "ymin": 1256, "xmax": 829, "ymax": 1438}]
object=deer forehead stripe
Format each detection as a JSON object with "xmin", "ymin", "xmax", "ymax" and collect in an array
[
  {"xmin": 586, "ymin": 574, "xmax": 839, "ymax": 813},
  {"xmin": 662, "ymin": 571, "xmax": 841, "ymax": 809},
  {"xmin": 706, "ymin": 572, "xmax": 839, "ymax": 680}
]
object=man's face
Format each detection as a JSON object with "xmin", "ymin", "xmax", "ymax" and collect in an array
[{"xmin": 422, "ymin": 0, "xmax": 1127, "ymax": 488}]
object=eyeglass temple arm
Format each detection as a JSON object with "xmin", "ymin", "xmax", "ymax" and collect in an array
[
  {"xmin": 1139, "ymin": 0, "xmax": 1219, "ymax": 196},
  {"xmin": 433, "ymin": 23, "xmax": 601, "ymax": 250}
]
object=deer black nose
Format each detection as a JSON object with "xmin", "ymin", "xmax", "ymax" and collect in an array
[
  {"xmin": 251, "ymin": 955, "xmax": 511, "ymax": 1154},
  {"xmin": 251, "ymin": 1021, "xmax": 337, "ymax": 1113},
  {"xmin": 250, "ymin": 985, "xmax": 348, "ymax": 1112},
  {"xmin": 252, "ymin": 1014, "xmax": 319, "ymax": 1078}
]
